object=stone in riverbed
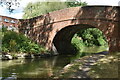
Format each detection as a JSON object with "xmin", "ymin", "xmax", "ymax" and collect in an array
[
  {"xmin": 108, "ymin": 56, "xmax": 114, "ymax": 60},
  {"xmin": 63, "ymin": 64, "xmax": 73, "ymax": 70},
  {"xmin": 77, "ymin": 76, "xmax": 82, "ymax": 78},
  {"xmin": 25, "ymin": 54, "xmax": 35, "ymax": 59},
  {"xmin": 86, "ymin": 60, "xmax": 96, "ymax": 63},
  {"xmin": 84, "ymin": 63, "xmax": 94, "ymax": 66},
  {"xmin": 79, "ymin": 66, "xmax": 83, "ymax": 70},
  {"xmin": 17, "ymin": 53, "xmax": 26, "ymax": 59},
  {"xmin": 2, "ymin": 54, "xmax": 13, "ymax": 60},
  {"xmin": 113, "ymin": 59, "xmax": 118, "ymax": 61},
  {"xmin": 82, "ymin": 67, "xmax": 91, "ymax": 72}
]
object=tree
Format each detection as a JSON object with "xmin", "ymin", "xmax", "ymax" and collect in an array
[
  {"xmin": 65, "ymin": 0, "xmax": 87, "ymax": 7},
  {"xmin": 22, "ymin": 0, "xmax": 87, "ymax": 19},
  {"xmin": 23, "ymin": 0, "xmax": 68, "ymax": 19},
  {"xmin": 74, "ymin": 28, "xmax": 107, "ymax": 47},
  {"xmin": 0, "ymin": 0, "xmax": 20, "ymax": 13}
]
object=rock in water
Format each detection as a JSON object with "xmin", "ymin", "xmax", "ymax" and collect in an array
[
  {"xmin": 82, "ymin": 68, "xmax": 91, "ymax": 72},
  {"xmin": 5, "ymin": 54, "xmax": 13, "ymax": 60}
]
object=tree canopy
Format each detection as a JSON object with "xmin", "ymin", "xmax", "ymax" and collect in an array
[
  {"xmin": 65, "ymin": 0, "xmax": 87, "ymax": 7},
  {"xmin": 23, "ymin": 1, "xmax": 68, "ymax": 19},
  {"xmin": 22, "ymin": 0, "xmax": 87, "ymax": 19},
  {"xmin": 0, "ymin": 0, "xmax": 20, "ymax": 13}
]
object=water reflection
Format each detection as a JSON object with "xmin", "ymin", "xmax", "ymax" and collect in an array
[
  {"xmin": 1, "ymin": 55, "xmax": 72, "ymax": 78},
  {"xmin": 1, "ymin": 46, "xmax": 109, "ymax": 78},
  {"xmin": 81, "ymin": 46, "xmax": 108, "ymax": 53}
]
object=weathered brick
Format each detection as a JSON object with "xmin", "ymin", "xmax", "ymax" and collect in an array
[{"xmin": 18, "ymin": 6, "xmax": 120, "ymax": 53}]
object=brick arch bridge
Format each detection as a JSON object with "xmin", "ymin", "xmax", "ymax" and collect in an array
[{"xmin": 18, "ymin": 6, "xmax": 120, "ymax": 54}]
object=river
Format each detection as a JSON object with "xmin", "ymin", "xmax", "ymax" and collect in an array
[
  {"xmin": 0, "ymin": 46, "xmax": 110, "ymax": 79},
  {"xmin": 1, "ymin": 55, "xmax": 72, "ymax": 79}
]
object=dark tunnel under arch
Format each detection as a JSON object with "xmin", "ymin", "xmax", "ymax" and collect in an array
[{"xmin": 52, "ymin": 24, "xmax": 108, "ymax": 54}]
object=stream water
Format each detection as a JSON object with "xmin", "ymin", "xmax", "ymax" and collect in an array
[{"xmin": 0, "ymin": 46, "xmax": 109, "ymax": 79}]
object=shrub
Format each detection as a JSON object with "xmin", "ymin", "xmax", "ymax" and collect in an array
[
  {"xmin": 76, "ymin": 28, "xmax": 107, "ymax": 47},
  {"xmin": 71, "ymin": 28, "xmax": 108, "ymax": 53},
  {"xmin": 2, "ymin": 30, "xmax": 47, "ymax": 54}
]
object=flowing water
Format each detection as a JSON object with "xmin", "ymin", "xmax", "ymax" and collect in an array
[{"xmin": 0, "ymin": 46, "xmax": 114, "ymax": 79}]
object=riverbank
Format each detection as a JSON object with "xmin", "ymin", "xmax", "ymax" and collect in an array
[
  {"xmin": 1, "ymin": 29, "xmax": 50, "ymax": 60},
  {"xmin": 52, "ymin": 52, "xmax": 119, "ymax": 78},
  {"xmin": 0, "ymin": 46, "xmax": 108, "ymax": 60},
  {"xmin": 0, "ymin": 52, "xmax": 55, "ymax": 60},
  {"xmin": 1, "ymin": 51, "xmax": 119, "ymax": 79}
]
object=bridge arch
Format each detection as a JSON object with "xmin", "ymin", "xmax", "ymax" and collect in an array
[
  {"xmin": 52, "ymin": 23, "xmax": 109, "ymax": 54},
  {"xmin": 52, "ymin": 24, "xmax": 98, "ymax": 54}
]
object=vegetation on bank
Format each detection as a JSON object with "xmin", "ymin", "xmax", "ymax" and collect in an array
[
  {"xmin": 71, "ymin": 28, "xmax": 108, "ymax": 53},
  {"xmin": 1, "ymin": 27, "xmax": 48, "ymax": 55}
]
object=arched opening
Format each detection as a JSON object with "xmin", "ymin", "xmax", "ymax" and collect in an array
[{"xmin": 53, "ymin": 24, "xmax": 108, "ymax": 55}]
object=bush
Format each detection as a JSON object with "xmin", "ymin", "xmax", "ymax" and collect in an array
[
  {"xmin": 71, "ymin": 34, "xmax": 84, "ymax": 52},
  {"xmin": 71, "ymin": 28, "xmax": 108, "ymax": 53},
  {"xmin": 76, "ymin": 28, "xmax": 107, "ymax": 47},
  {"xmin": 2, "ymin": 30, "xmax": 47, "ymax": 54}
]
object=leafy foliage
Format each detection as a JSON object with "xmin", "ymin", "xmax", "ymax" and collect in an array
[
  {"xmin": 2, "ymin": 29, "xmax": 47, "ymax": 54},
  {"xmin": 71, "ymin": 34, "xmax": 84, "ymax": 52},
  {"xmin": 23, "ymin": 0, "xmax": 87, "ymax": 19},
  {"xmin": 71, "ymin": 28, "xmax": 108, "ymax": 52},
  {"xmin": 23, "ymin": 1, "xmax": 67, "ymax": 19},
  {"xmin": 76, "ymin": 28, "xmax": 107, "ymax": 47},
  {"xmin": 65, "ymin": 0, "xmax": 87, "ymax": 7}
]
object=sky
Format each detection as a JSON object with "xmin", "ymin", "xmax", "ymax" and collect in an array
[{"xmin": 0, "ymin": 0, "xmax": 120, "ymax": 19}]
